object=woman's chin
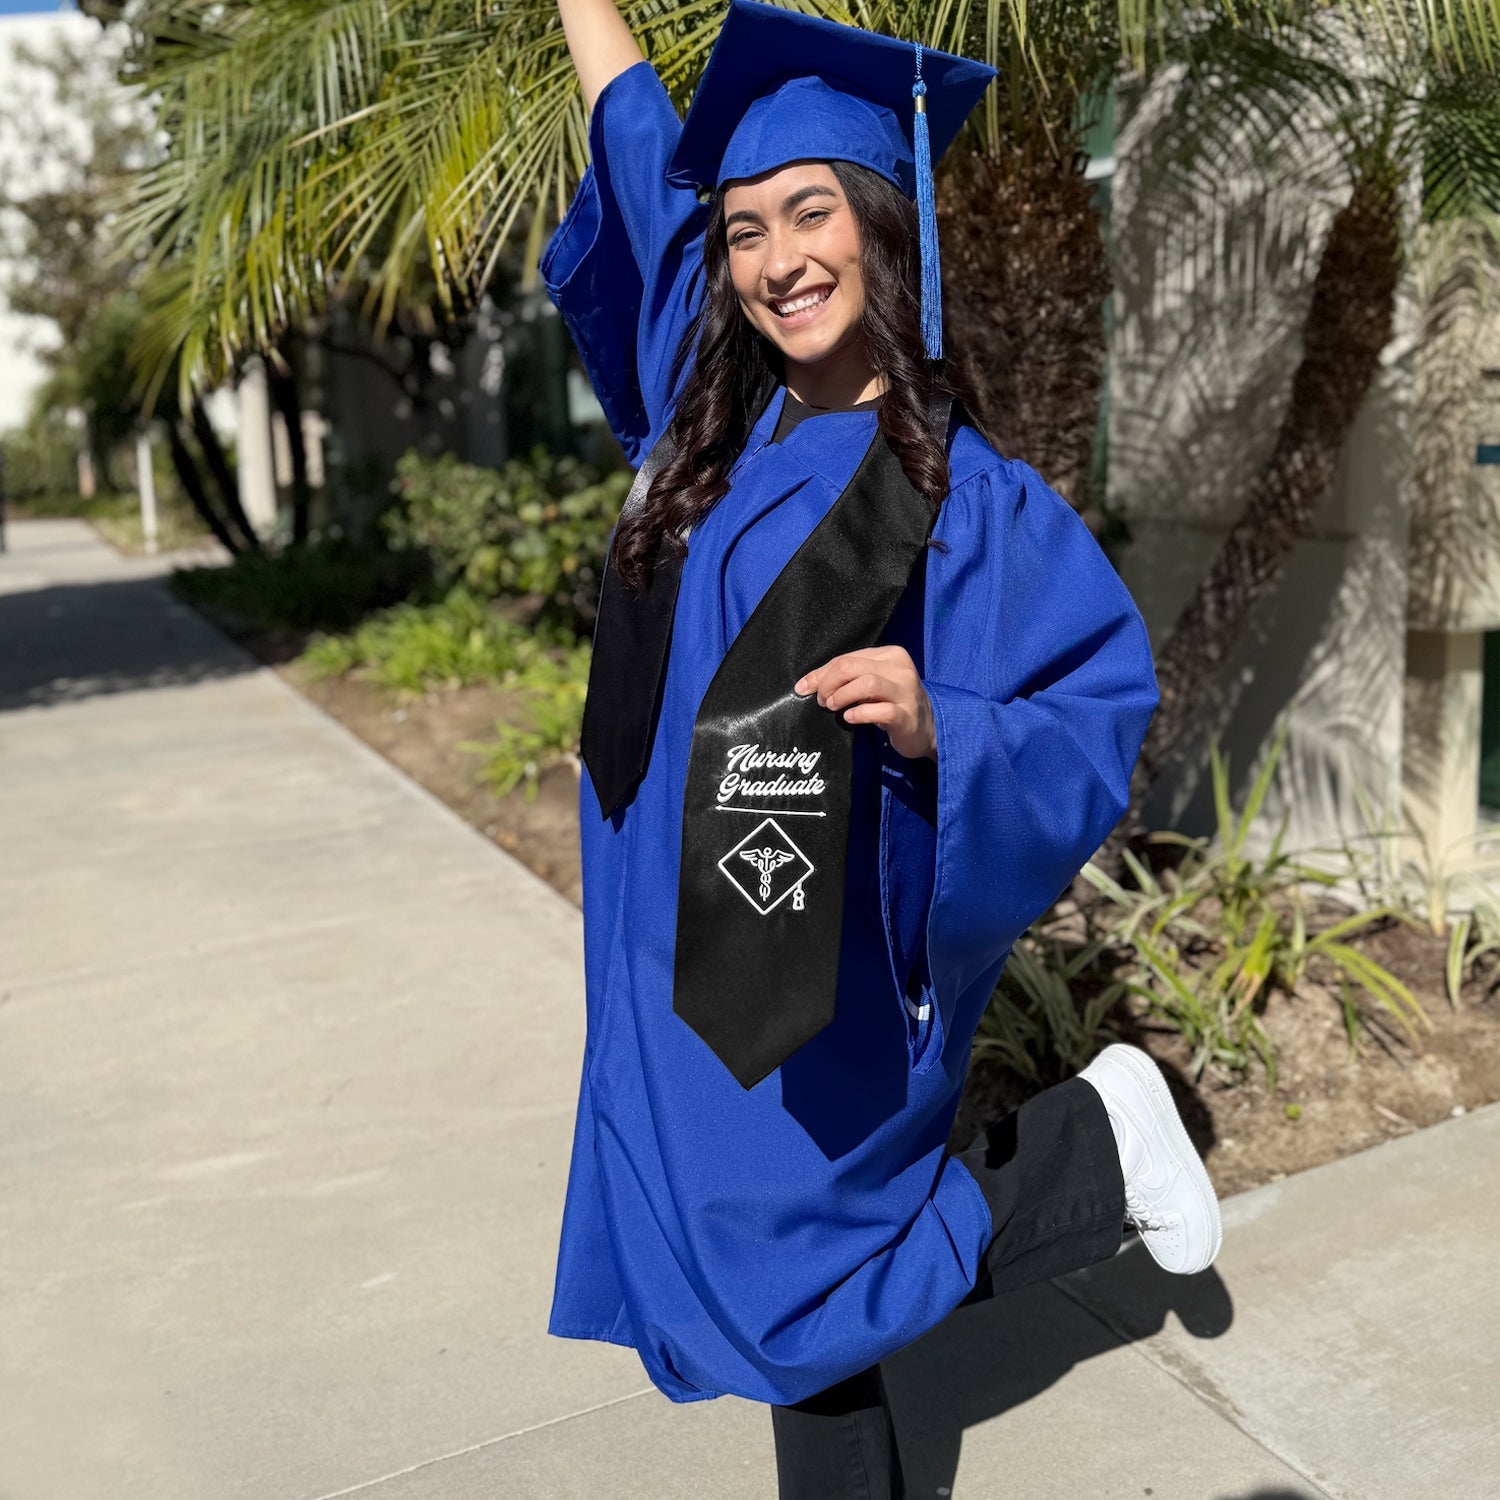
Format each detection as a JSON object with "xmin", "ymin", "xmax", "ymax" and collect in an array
[{"xmin": 769, "ymin": 326, "xmax": 856, "ymax": 369}]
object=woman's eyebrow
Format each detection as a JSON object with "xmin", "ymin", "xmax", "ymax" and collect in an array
[
  {"xmin": 725, "ymin": 184, "xmax": 838, "ymax": 229},
  {"xmin": 781, "ymin": 184, "xmax": 837, "ymax": 212}
]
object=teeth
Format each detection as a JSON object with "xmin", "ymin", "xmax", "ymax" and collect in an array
[{"xmin": 774, "ymin": 288, "xmax": 830, "ymax": 316}]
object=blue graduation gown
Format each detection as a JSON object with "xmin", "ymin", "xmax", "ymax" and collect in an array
[{"xmin": 540, "ymin": 61, "xmax": 1160, "ymax": 1407}]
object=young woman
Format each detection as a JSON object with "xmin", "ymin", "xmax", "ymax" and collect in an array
[{"xmin": 543, "ymin": 3, "xmax": 1222, "ymax": 1494}]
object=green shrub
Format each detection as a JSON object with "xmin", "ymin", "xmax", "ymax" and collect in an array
[
  {"xmin": 1, "ymin": 411, "xmax": 79, "ymax": 499},
  {"xmin": 382, "ymin": 448, "xmax": 630, "ymax": 634},
  {"xmin": 172, "ymin": 537, "xmax": 426, "ymax": 634}
]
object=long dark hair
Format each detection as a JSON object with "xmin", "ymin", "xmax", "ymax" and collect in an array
[{"xmin": 612, "ymin": 159, "xmax": 984, "ymax": 591}]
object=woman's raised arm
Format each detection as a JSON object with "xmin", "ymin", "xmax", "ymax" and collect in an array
[{"xmin": 557, "ymin": 0, "xmax": 646, "ymax": 112}]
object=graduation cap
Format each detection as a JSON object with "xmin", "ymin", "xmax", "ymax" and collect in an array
[{"xmin": 666, "ymin": 0, "xmax": 995, "ymax": 364}]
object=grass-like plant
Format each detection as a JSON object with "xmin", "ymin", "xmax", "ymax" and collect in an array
[
  {"xmin": 976, "ymin": 721, "xmax": 1430, "ymax": 1087},
  {"xmin": 973, "ymin": 931, "xmax": 1124, "ymax": 1082},
  {"xmin": 293, "ymin": 583, "xmax": 591, "ymax": 800},
  {"xmin": 1087, "ymin": 724, "xmax": 1426, "ymax": 1083},
  {"xmin": 1337, "ymin": 781, "xmax": 1500, "ymax": 1007},
  {"xmin": 1445, "ymin": 900, "xmax": 1500, "ymax": 1007},
  {"xmin": 460, "ymin": 659, "xmax": 588, "ymax": 800}
]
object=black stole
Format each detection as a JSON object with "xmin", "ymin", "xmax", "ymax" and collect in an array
[
  {"xmin": 582, "ymin": 409, "xmax": 943, "ymax": 1090},
  {"xmin": 579, "ymin": 434, "xmax": 683, "ymax": 821}
]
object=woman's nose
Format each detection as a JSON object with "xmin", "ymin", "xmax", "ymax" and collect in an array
[{"xmin": 762, "ymin": 228, "xmax": 806, "ymax": 289}]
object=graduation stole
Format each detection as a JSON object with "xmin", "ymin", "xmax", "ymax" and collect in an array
[{"xmin": 582, "ymin": 407, "xmax": 943, "ymax": 1090}]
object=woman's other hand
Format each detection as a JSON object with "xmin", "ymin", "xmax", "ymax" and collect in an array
[{"xmin": 795, "ymin": 647, "xmax": 937, "ymax": 761}]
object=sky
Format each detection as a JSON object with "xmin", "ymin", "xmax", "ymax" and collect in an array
[{"xmin": 0, "ymin": 4, "xmax": 75, "ymax": 16}]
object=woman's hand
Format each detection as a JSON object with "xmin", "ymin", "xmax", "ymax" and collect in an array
[{"xmin": 794, "ymin": 647, "xmax": 937, "ymax": 761}]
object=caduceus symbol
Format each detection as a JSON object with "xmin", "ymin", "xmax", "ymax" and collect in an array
[{"xmin": 740, "ymin": 846, "xmax": 794, "ymax": 901}]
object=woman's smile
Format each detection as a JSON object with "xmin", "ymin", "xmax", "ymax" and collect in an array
[{"xmin": 769, "ymin": 284, "xmax": 835, "ymax": 327}]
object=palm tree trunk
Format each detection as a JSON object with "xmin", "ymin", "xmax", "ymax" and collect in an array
[
  {"xmin": 1121, "ymin": 169, "xmax": 1404, "ymax": 837},
  {"xmin": 938, "ymin": 140, "xmax": 1111, "ymax": 511},
  {"xmin": 167, "ymin": 420, "xmax": 241, "ymax": 555},
  {"xmin": 189, "ymin": 399, "xmax": 261, "ymax": 550},
  {"xmin": 266, "ymin": 355, "xmax": 312, "ymax": 544}
]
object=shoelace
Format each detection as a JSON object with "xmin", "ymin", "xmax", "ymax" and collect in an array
[{"xmin": 1123, "ymin": 1184, "xmax": 1169, "ymax": 1233}]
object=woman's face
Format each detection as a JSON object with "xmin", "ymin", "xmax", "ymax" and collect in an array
[{"xmin": 722, "ymin": 161, "xmax": 865, "ymax": 369}]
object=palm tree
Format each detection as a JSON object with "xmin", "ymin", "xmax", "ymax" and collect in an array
[
  {"xmin": 96, "ymin": 0, "xmax": 1500, "ymax": 828},
  {"xmin": 1110, "ymin": 7, "xmax": 1500, "ymax": 835}
]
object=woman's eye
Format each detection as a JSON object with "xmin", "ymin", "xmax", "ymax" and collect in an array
[
  {"xmin": 729, "ymin": 229, "xmax": 761, "ymax": 248},
  {"xmin": 798, "ymin": 210, "xmax": 830, "ymax": 228}
]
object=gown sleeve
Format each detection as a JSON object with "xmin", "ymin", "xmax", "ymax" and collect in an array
[
  {"xmin": 885, "ymin": 453, "xmax": 1159, "ymax": 1066},
  {"xmin": 539, "ymin": 61, "xmax": 709, "ymax": 464}
]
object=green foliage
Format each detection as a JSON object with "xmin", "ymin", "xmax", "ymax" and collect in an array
[
  {"xmin": 381, "ymin": 448, "xmax": 628, "ymax": 633},
  {"xmin": 0, "ymin": 32, "xmax": 154, "ymax": 348},
  {"xmin": 1, "ymin": 411, "xmax": 80, "ymax": 499},
  {"xmin": 36, "ymin": 295, "xmax": 153, "ymax": 463},
  {"xmin": 459, "ymin": 653, "xmax": 589, "ymax": 801},
  {"xmin": 975, "ymin": 721, "xmax": 1430, "ymax": 1087},
  {"xmin": 1083, "ymin": 724, "xmax": 1427, "ymax": 1083},
  {"xmin": 171, "ymin": 537, "xmax": 426, "ymax": 634},
  {"xmin": 973, "ymin": 929, "xmax": 1124, "ymax": 1082},
  {"xmin": 1445, "ymin": 899, "xmax": 1500, "ymax": 1007},
  {"xmin": 108, "ymin": 0, "xmax": 1500, "ymax": 399},
  {"xmin": 299, "ymin": 588, "xmax": 573, "ymax": 697},
  {"xmin": 1337, "ymin": 782, "xmax": 1500, "ymax": 1006}
]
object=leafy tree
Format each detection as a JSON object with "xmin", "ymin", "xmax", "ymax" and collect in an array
[{"xmin": 0, "ymin": 29, "xmax": 154, "ymax": 483}]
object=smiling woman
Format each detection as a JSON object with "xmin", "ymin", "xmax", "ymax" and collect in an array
[
  {"xmin": 629, "ymin": 147, "xmax": 968, "ymax": 600},
  {"xmin": 539, "ymin": 3, "xmax": 1216, "ymax": 1496}
]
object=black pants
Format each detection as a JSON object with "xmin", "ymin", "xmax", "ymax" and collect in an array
[{"xmin": 770, "ymin": 1077, "xmax": 1124, "ymax": 1500}]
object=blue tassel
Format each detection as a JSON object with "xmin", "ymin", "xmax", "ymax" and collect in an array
[{"xmin": 912, "ymin": 44, "xmax": 943, "ymax": 364}]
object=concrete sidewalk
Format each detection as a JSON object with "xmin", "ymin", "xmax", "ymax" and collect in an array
[{"xmin": 1, "ymin": 519, "xmax": 1495, "ymax": 1500}]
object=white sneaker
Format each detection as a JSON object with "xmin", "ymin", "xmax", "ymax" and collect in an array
[{"xmin": 1078, "ymin": 1044, "xmax": 1223, "ymax": 1275}]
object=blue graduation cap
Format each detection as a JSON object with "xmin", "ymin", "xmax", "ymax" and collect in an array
[{"xmin": 666, "ymin": 0, "xmax": 996, "ymax": 363}]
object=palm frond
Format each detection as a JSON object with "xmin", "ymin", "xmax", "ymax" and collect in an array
[{"xmin": 112, "ymin": 0, "xmax": 1500, "ymax": 399}]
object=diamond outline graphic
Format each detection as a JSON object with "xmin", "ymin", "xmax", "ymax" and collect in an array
[{"xmin": 717, "ymin": 817, "xmax": 814, "ymax": 916}]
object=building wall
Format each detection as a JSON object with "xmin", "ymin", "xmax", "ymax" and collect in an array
[{"xmin": 1107, "ymin": 74, "xmax": 1419, "ymax": 855}]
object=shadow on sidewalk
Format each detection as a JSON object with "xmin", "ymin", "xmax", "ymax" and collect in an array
[
  {"xmin": 0, "ymin": 577, "xmax": 256, "ymax": 711},
  {"xmin": 884, "ymin": 1241, "xmax": 1261, "ymax": 1497}
]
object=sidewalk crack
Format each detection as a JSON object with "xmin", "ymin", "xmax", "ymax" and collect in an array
[
  {"xmin": 298, "ymin": 1387, "xmax": 658, "ymax": 1500},
  {"xmin": 1055, "ymin": 1282, "xmax": 1339, "ymax": 1500}
]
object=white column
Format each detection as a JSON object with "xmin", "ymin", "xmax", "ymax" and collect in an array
[
  {"xmin": 135, "ymin": 431, "xmax": 158, "ymax": 554},
  {"xmin": 1402, "ymin": 628, "xmax": 1483, "ymax": 873},
  {"xmin": 236, "ymin": 357, "xmax": 279, "ymax": 539},
  {"xmin": 302, "ymin": 411, "xmax": 327, "ymax": 489}
]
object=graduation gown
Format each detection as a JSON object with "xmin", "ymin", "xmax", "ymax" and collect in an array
[{"xmin": 540, "ymin": 60, "xmax": 1160, "ymax": 1407}]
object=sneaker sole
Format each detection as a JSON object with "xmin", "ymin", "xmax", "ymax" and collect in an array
[{"xmin": 1102, "ymin": 1044, "xmax": 1223, "ymax": 1273}]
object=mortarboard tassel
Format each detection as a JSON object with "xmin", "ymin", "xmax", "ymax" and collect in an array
[{"xmin": 912, "ymin": 43, "xmax": 943, "ymax": 364}]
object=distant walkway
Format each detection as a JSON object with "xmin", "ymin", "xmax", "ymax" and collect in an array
[{"xmin": 1, "ymin": 520, "xmax": 1495, "ymax": 1499}]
